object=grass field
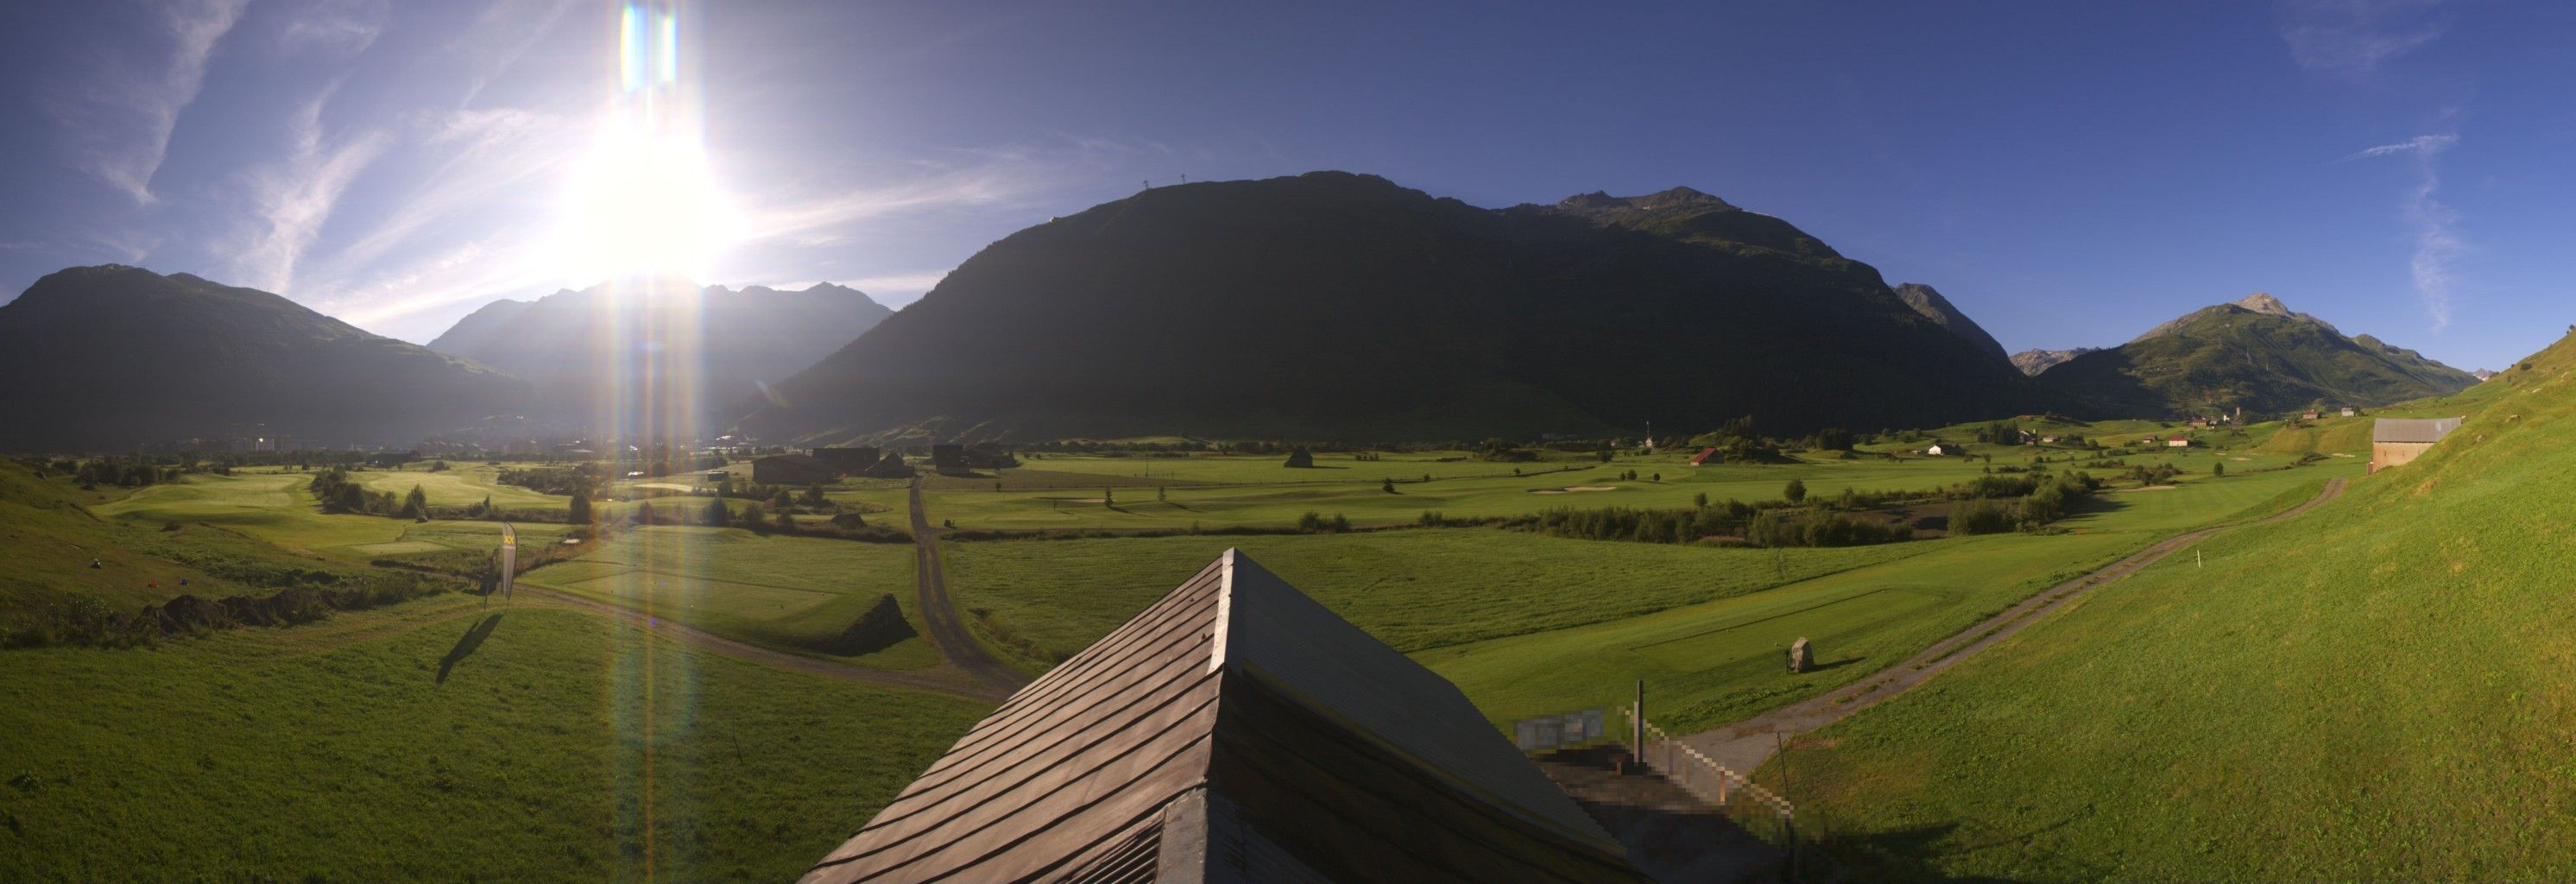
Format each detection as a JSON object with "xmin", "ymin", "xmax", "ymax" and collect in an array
[
  {"xmin": 517, "ymin": 527, "xmax": 941, "ymax": 670},
  {"xmin": 939, "ymin": 454, "xmax": 2359, "ymax": 731},
  {"xmin": 1765, "ymin": 336, "xmax": 2576, "ymax": 881},
  {"xmin": 941, "ymin": 531, "xmax": 1933, "ymax": 671},
  {"xmin": 903, "ymin": 445, "xmax": 2317, "ymax": 534},
  {"xmin": 0, "ymin": 594, "xmax": 985, "ymax": 882},
  {"xmin": 354, "ymin": 463, "xmax": 566, "ymax": 511}
]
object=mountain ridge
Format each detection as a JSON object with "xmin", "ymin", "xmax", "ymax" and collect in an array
[
  {"xmin": 736, "ymin": 171, "xmax": 2037, "ymax": 444},
  {"xmin": 2037, "ymin": 293, "xmax": 2473, "ymax": 417},
  {"xmin": 0, "ymin": 265, "xmax": 529, "ymax": 451}
]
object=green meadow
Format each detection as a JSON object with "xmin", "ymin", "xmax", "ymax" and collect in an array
[
  {"xmin": 1765, "ymin": 338, "xmax": 2576, "ymax": 881},
  {"xmin": 940, "ymin": 452, "xmax": 2358, "ymax": 733},
  {"xmin": 0, "ymin": 594, "xmax": 985, "ymax": 883},
  {"xmin": 516, "ymin": 526, "xmax": 941, "ymax": 670},
  {"xmin": 900, "ymin": 443, "xmax": 2314, "ymax": 534}
]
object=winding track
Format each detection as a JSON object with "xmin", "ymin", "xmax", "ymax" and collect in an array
[
  {"xmin": 907, "ymin": 478, "xmax": 1033, "ymax": 694},
  {"xmin": 1678, "ymin": 477, "xmax": 2349, "ymax": 774},
  {"xmin": 513, "ymin": 583, "xmax": 1007, "ymax": 702}
]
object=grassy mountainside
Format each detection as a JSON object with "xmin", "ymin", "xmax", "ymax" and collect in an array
[
  {"xmin": 0, "ymin": 266, "xmax": 529, "ymax": 451},
  {"xmin": 2038, "ymin": 294, "xmax": 2476, "ymax": 418},
  {"xmin": 427, "ymin": 279, "xmax": 893, "ymax": 421},
  {"xmin": 1778, "ymin": 331, "xmax": 2576, "ymax": 881},
  {"xmin": 739, "ymin": 173, "xmax": 2036, "ymax": 443}
]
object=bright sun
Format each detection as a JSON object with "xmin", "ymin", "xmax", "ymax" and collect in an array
[{"xmin": 552, "ymin": 3, "xmax": 741, "ymax": 282}]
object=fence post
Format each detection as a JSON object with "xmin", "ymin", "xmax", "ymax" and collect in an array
[{"xmin": 1632, "ymin": 680, "xmax": 1645, "ymax": 770}]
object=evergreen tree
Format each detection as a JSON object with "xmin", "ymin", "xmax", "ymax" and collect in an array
[
  {"xmin": 704, "ymin": 497, "xmax": 729, "ymax": 527},
  {"xmin": 404, "ymin": 484, "xmax": 430, "ymax": 519},
  {"xmin": 568, "ymin": 492, "xmax": 592, "ymax": 526}
]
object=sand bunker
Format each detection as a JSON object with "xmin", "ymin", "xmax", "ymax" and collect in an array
[
  {"xmin": 2118, "ymin": 484, "xmax": 2179, "ymax": 492},
  {"xmin": 632, "ymin": 483, "xmax": 697, "ymax": 492},
  {"xmin": 2231, "ymin": 457, "xmax": 2252, "ymax": 462}
]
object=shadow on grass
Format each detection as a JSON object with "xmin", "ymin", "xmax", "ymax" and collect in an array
[
  {"xmin": 1796, "ymin": 812, "xmax": 2112, "ymax": 882},
  {"xmin": 436, "ymin": 614, "xmax": 503, "ymax": 685},
  {"xmin": 1806, "ymin": 655, "xmax": 1867, "ymax": 672}
]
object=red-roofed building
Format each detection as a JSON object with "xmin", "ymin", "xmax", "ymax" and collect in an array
[{"xmin": 1687, "ymin": 447, "xmax": 1721, "ymax": 466}]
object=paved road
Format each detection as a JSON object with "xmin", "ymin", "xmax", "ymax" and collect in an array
[
  {"xmin": 1680, "ymin": 477, "xmax": 2349, "ymax": 775},
  {"xmin": 512, "ymin": 584, "xmax": 1007, "ymax": 702},
  {"xmin": 909, "ymin": 478, "xmax": 1032, "ymax": 695}
]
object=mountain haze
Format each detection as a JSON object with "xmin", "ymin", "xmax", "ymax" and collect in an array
[
  {"xmin": 427, "ymin": 280, "xmax": 893, "ymax": 420},
  {"xmin": 738, "ymin": 172, "xmax": 2036, "ymax": 443},
  {"xmin": 2036, "ymin": 294, "xmax": 2475, "ymax": 417},
  {"xmin": 0, "ymin": 266, "xmax": 529, "ymax": 451}
]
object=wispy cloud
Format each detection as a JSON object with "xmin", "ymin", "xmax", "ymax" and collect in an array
[
  {"xmin": 2278, "ymin": 0, "xmax": 2448, "ymax": 73},
  {"xmin": 2346, "ymin": 133, "xmax": 2456, "ymax": 160},
  {"xmin": 237, "ymin": 85, "xmax": 391, "ymax": 293},
  {"xmin": 275, "ymin": 0, "xmax": 390, "ymax": 56},
  {"xmin": 47, "ymin": 0, "xmax": 251, "ymax": 204},
  {"xmin": 2349, "ymin": 134, "xmax": 2463, "ymax": 330}
]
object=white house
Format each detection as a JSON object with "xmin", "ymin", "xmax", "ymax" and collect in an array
[{"xmin": 1923, "ymin": 444, "xmax": 1950, "ymax": 457}]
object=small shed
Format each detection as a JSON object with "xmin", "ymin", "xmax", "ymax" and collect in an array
[
  {"xmin": 1923, "ymin": 444, "xmax": 1949, "ymax": 457},
  {"xmin": 2370, "ymin": 417, "xmax": 2464, "ymax": 474}
]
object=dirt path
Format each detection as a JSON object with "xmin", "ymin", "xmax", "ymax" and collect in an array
[
  {"xmin": 510, "ymin": 584, "xmax": 1007, "ymax": 703},
  {"xmin": 909, "ymin": 478, "xmax": 1032, "ymax": 694},
  {"xmin": 1679, "ymin": 477, "xmax": 2347, "ymax": 774}
]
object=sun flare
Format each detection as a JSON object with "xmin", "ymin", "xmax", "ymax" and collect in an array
[{"xmin": 551, "ymin": 3, "xmax": 741, "ymax": 282}]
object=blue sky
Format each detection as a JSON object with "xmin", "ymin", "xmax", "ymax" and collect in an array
[{"xmin": 0, "ymin": 1, "xmax": 2567, "ymax": 370}]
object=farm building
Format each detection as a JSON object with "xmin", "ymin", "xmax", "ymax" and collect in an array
[
  {"xmin": 2341, "ymin": 407, "xmax": 2358, "ymax": 418},
  {"xmin": 2370, "ymin": 417, "xmax": 2464, "ymax": 474},
  {"xmin": 929, "ymin": 444, "xmax": 966, "ymax": 472},
  {"xmin": 2167, "ymin": 435, "xmax": 2190, "ymax": 448},
  {"xmin": 752, "ymin": 453, "xmax": 837, "ymax": 485},
  {"xmin": 1923, "ymin": 444, "xmax": 1951, "ymax": 457},
  {"xmin": 2301, "ymin": 410, "xmax": 2323, "ymax": 420},
  {"xmin": 1688, "ymin": 447, "xmax": 1721, "ymax": 466},
  {"xmin": 813, "ymin": 446, "xmax": 881, "ymax": 471},
  {"xmin": 862, "ymin": 451, "xmax": 916, "ymax": 479},
  {"xmin": 798, "ymin": 551, "xmax": 1652, "ymax": 884}
]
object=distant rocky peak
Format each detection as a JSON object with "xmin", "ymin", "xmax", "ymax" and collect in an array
[
  {"xmin": 1551, "ymin": 186, "xmax": 1738, "ymax": 216},
  {"xmin": 2236, "ymin": 292, "xmax": 2291, "ymax": 316}
]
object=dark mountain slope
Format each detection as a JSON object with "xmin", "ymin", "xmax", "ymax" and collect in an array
[
  {"xmin": 0, "ymin": 266, "xmax": 529, "ymax": 451},
  {"xmin": 739, "ymin": 172, "xmax": 2036, "ymax": 443},
  {"xmin": 2036, "ymin": 294, "xmax": 2476, "ymax": 417},
  {"xmin": 1890, "ymin": 283, "xmax": 2009, "ymax": 364},
  {"xmin": 426, "ymin": 279, "xmax": 893, "ymax": 420}
]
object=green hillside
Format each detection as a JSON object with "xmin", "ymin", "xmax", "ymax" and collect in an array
[
  {"xmin": 2037, "ymin": 293, "xmax": 2476, "ymax": 418},
  {"xmin": 1775, "ymin": 332, "xmax": 2576, "ymax": 880}
]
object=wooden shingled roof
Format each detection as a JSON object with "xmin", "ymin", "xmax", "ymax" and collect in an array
[{"xmin": 799, "ymin": 550, "xmax": 1649, "ymax": 884}]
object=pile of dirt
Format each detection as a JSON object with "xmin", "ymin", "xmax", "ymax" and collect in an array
[
  {"xmin": 142, "ymin": 595, "xmax": 230, "ymax": 634},
  {"xmin": 813, "ymin": 594, "xmax": 918, "ymax": 656}
]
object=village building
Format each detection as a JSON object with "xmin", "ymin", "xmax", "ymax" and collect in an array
[
  {"xmin": 1687, "ymin": 447, "xmax": 1721, "ymax": 466},
  {"xmin": 2341, "ymin": 407, "xmax": 2358, "ymax": 418},
  {"xmin": 752, "ymin": 452, "xmax": 837, "ymax": 486},
  {"xmin": 813, "ymin": 446, "xmax": 881, "ymax": 472},
  {"xmin": 1923, "ymin": 444, "xmax": 1951, "ymax": 457},
  {"xmin": 2370, "ymin": 417, "xmax": 2464, "ymax": 474},
  {"xmin": 862, "ymin": 451, "xmax": 917, "ymax": 479},
  {"xmin": 797, "ymin": 551, "xmax": 1654, "ymax": 883},
  {"xmin": 2301, "ymin": 410, "xmax": 2323, "ymax": 420},
  {"xmin": 929, "ymin": 444, "xmax": 967, "ymax": 472},
  {"xmin": 2167, "ymin": 435, "xmax": 2190, "ymax": 448}
]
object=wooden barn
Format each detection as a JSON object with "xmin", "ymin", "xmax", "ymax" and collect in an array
[
  {"xmin": 799, "ymin": 551, "xmax": 1651, "ymax": 884},
  {"xmin": 2370, "ymin": 417, "xmax": 2463, "ymax": 474},
  {"xmin": 752, "ymin": 452, "xmax": 837, "ymax": 485},
  {"xmin": 813, "ymin": 446, "xmax": 881, "ymax": 472}
]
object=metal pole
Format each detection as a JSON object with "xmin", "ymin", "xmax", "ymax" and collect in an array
[{"xmin": 1632, "ymin": 680, "xmax": 1646, "ymax": 773}]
